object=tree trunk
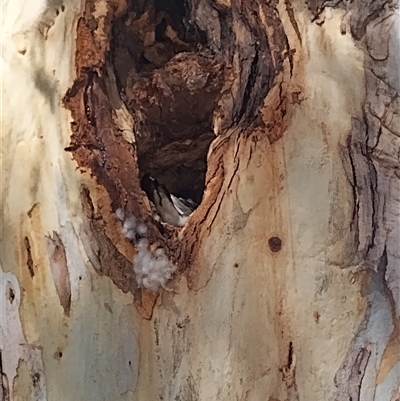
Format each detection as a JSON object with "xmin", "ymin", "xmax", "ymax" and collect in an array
[{"xmin": 1, "ymin": 0, "xmax": 399, "ymax": 400}]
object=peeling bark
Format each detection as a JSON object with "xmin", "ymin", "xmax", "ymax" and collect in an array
[
  {"xmin": 52, "ymin": 0, "xmax": 400, "ymax": 395},
  {"xmin": 45, "ymin": 231, "xmax": 72, "ymax": 315},
  {"xmin": 317, "ymin": 0, "xmax": 400, "ymax": 316},
  {"xmin": 62, "ymin": 0, "xmax": 294, "ymax": 307},
  {"xmin": 306, "ymin": 0, "xmax": 400, "ymax": 398},
  {"xmin": 2, "ymin": 0, "xmax": 399, "ymax": 399},
  {"xmin": 0, "ymin": 268, "xmax": 47, "ymax": 401}
]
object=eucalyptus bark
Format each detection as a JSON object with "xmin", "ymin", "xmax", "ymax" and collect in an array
[{"xmin": 1, "ymin": 0, "xmax": 399, "ymax": 400}]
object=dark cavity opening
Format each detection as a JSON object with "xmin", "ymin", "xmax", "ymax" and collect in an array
[{"xmin": 111, "ymin": 0, "xmax": 218, "ymax": 204}]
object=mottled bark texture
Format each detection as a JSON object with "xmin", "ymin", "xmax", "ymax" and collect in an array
[
  {"xmin": 309, "ymin": 1, "xmax": 400, "ymax": 399},
  {"xmin": 64, "ymin": 0, "xmax": 398, "ymax": 303},
  {"xmin": 2, "ymin": 0, "xmax": 399, "ymax": 399},
  {"xmin": 63, "ymin": 0, "xmax": 293, "ymax": 312},
  {"xmin": 62, "ymin": 0, "xmax": 399, "ymax": 395}
]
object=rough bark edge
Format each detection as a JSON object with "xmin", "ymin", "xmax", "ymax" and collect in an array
[
  {"xmin": 63, "ymin": 0, "xmax": 164, "ymax": 318},
  {"xmin": 62, "ymin": 0, "xmax": 295, "ymax": 320},
  {"xmin": 305, "ymin": 0, "xmax": 400, "ymax": 398},
  {"xmin": 177, "ymin": 0, "xmax": 296, "ymax": 280},
  {"xmin": 307, "ymin": 0, "xmax": 400, "ymax": 304}
]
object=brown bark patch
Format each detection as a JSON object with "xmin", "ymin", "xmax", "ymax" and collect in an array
[
  {"xmin": 125, "ymin": 53, "xmax": 225, "ymax": 201},
  {"xmin": 24, "ymin": 236, "xmax": 35, "ymax": 278},
  {"xmin": 268, "ymin": 236, "xmax": 282, "ymax": 252},
  {"xmin": 63, "ymin": 0, "xmax": 293, "ymax": 315},
  {"xmin": 45, "ymin": 231, "xmax": 72, "ymax": 316},
  {"xmin": 79, "ymin": 184, "xmax": 159, "ymax": 319}
]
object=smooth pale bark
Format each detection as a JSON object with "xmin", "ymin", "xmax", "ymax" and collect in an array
[{"xmin": 1, "ymin": 1, "xmax": 399, "ymax": 401}]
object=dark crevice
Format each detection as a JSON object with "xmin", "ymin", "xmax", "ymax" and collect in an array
[
  {"xmin": 110, "ymin": 0, "xmax": 223, "ymax": 203},
  {"xmin": 343, "ymin": 114, "xmax": 382, "ymax": 261},
  {"xmin": 363, "ymin": 148, "xmax": 378, "ymax": 257},
  {"xmin": 287, "ymin": 341, "xmax": 294, "ymax": 369},
  {"xmin": 7, "ymin": 286, "xmax": 15, "ymax": 303},
  {"xmin": 108, "ymin": 0, "xmax": 280, "ymax": 204},
  {"xmin": 230, "ymin": 3, "xmax": 276, "ymax": 125},
  {"xmin": 111, "ymin": 0, "xmax": 204, "ymax": 89},
  {"xmin": 237, "ymin": 46, "xmax": 260, "ymax": 123},
  {"xmin": 346, "ymin": 135, "xmax": 359, "ymax": 233},
  {"xmin": 285, "ymin": 0, "xmax": 302, "ymax": 44},
  {"xmin": 0, "ymin": 352, "xmax": 10, "ymax": 401},
  {"xmin": 24, "ymin": 236, "xmax": 35, "ymax": 278}
]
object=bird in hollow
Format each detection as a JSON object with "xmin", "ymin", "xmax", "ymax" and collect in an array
[{"xmin": 141, "ymin": 173, "xmax": 198, "ymax": 227}]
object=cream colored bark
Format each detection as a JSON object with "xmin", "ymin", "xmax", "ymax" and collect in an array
[{"xmin": 1, "ymin": 1, "xmax": 399, "ymax": 401}]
